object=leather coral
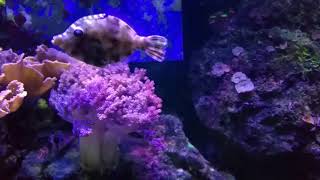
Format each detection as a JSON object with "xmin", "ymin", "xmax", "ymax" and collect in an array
[
  {"xmin": 0, "ymin": 53, "xmax": 70, "ymax": 96},
  {"xmin": 0, "ymin": 80, "xmax": 27, "ymax": 118},
  {"xmin": 0, "ymin": 48, "xmax": 70, "ymax": 118}
]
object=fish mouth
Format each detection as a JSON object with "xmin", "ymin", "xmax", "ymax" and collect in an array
[{"xmin": 51, "ymin": 35, "xmax": 63, "ymax": 46}]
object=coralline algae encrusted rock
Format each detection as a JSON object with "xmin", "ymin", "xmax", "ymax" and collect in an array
[
  {"xmin": 191, "ymin": 35, "xmax": 320, "ymax": 155},
  {"xmin": 268, "ymin": 27, "xmax": 313, "ymax": 46},
  {"xmin": 245, "ymin": 0, "xmax": 320, "ymax": 30},
  {"xmin": 120, "ymin": 115, "xmax": 227, "ymax": 180},
  {"xmin": 18, "ymin": 136, "xmax": 80, "ymax": 180},
  {"xmin": 189, "ymin": 20, "xmax": 320, "ymax": 178},
  {"xmin": 17, "ymin": 115, "xmax": 227, "ymax": 180}
]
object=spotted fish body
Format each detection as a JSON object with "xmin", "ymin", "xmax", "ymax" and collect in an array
[{"xmin": 52, "ymin": 13, "xmax": 168, "ymax": 66}]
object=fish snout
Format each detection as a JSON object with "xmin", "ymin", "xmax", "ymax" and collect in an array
[{"xmin": 51, "ymin": 35, "xmax": 64, "ymax": 47}]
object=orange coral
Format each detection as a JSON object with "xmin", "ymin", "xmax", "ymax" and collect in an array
[
  {"xmin": 30, "ymin": 60, "xmax": 70, "ymax": 78},
  {"xmin": 0, "ymin": 80, "xmax": 27, "ymax": 118},
  {"xmin": 0, "ymin": 49, "xmax": 70, "ymax": 118},
  {"xmin": 0, "ymin": 54, "xmax": 70, "ymax": 97}
]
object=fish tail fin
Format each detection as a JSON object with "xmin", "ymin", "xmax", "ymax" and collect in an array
[{"xmin": 144, "ymin": 35, "xmax": 168, "ymax": 62}]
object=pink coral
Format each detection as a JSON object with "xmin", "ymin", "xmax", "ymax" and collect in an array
[{"xmin": 50, "ymin": 62, "xmax": 162, "ymax": 136}]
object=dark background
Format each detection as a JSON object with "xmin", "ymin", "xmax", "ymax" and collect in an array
[{"xmin": 131, "ymin": 0, "xmax": 239, "ymax": 143}]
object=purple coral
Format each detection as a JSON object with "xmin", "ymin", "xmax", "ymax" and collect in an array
[
  {"xmin": 231, "ymin": 72, "xmax": 255, "ymax": 93},
  {"xmin": 49, "ymin": 62, "xmax": 162, "ymax": 173},
  {"xmin": 0, "ymin": 49, "xmax": 20, "ymax": 68},
  {"xmin": 232, "ymin": 46, "xmax": 245, "ymax": 57},
  {"xmin": 210, "ymin": 62, "xmax": 231, "ymax": 77},
  {"xmin": 50, "ymin": 62, "xmax": 162, "ymax": 136}
]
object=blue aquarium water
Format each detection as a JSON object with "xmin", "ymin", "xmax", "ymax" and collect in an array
[
  {"xmin": 0, "ymin": 1, "xmax": 320, "ymax": 180},
  {"xmin": 5, "ymin": 0, "xmax": 183, "ymax": 61}
]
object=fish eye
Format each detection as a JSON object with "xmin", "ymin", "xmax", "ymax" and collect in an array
[{"xmin": 73, "ymin": 29, "xmax": 84, "ymax": 37}]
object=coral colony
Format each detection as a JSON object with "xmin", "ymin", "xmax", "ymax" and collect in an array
[
  {"xmin": 0, "ymin": 49, "xmax": 69, "ymax": 117},
  {"xmin": 50, "ymin": 59, "xmax": 162, "ymax": 172},
  {"xmin": 3, "ymin": 0, "xmax": 320, "ymax": 180},
  {"xmin": 0, "ymin": 43, "xmax": 163, "ymax": 174},
  {"xmin": 0, "ymin": 13, "xmax": 166, "ymax": 174}
]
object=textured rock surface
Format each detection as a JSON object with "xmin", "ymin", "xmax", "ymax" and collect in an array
[
  {"xmin": 190, "ymin": 0, "xmax": 320, "ymax": 179},
  {"xmin": 18, "ymin": 137, "xmax": 80, "ymax": 180},
  {"xmin": 116, "ymin": 115, "xmax": 227, "ymax": 180},
  {"xmin": 10, "ymin": 115, "xmax": 228, "ymax": 180},
  {"xmin": 243, "ymin": 0, "xmax": 320, "ymax": 31},
  {"xmin": 0, "ymin": 97, "xmax": 72, "ymax": 180}
]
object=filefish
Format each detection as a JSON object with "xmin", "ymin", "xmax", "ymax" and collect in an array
[{"xmin": 52, "ymin": 13, "xmax": 168, "ymax": 66}]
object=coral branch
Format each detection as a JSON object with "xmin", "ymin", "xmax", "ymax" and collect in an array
[
  {"xmin": 0, "ymin": 80, "xmax": 27, "ymax": 118},
  {"xmin": 35, "ymin": 45, "xmax": 83, "ymax": 65}
]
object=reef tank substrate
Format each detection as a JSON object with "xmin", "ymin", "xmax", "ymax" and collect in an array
[{"xmin": 0, "ymin": 0, "xmax": 320, "ymax": 180}]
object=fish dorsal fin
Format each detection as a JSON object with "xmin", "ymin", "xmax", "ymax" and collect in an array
[
  {"xmin": 107, "ymin": 15, "xmax": 137, "ymax": 36},
  {"xmin": 82, "ymin": 13, "xmax": 107, "ymax": 20},
  {"xmin": 64, "ymin": 14, "xmax": 107, "ymax": 35}
]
